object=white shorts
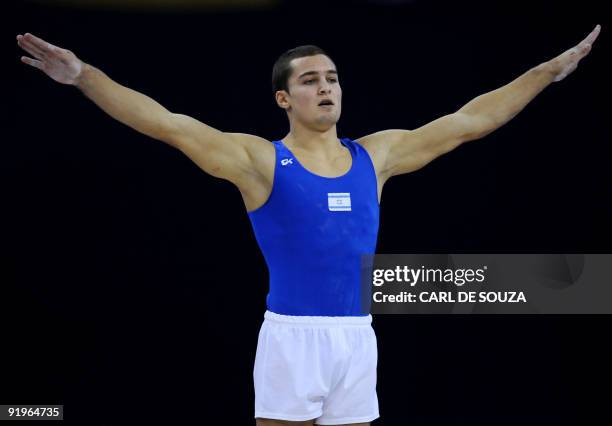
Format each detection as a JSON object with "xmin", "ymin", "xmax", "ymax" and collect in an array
[{"xmin": 253, "ymin": 310, "xmax": 380, "ymax": 425}]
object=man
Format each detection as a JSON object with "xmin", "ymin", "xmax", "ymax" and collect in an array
[{"xmin": 16, "ymin": 25, "xmax": 600, "ymax": 425}]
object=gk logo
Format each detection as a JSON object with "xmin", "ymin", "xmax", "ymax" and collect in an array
[{"xmin": 281, "ymin": 158, "xmax": 294, "ymax": 166}]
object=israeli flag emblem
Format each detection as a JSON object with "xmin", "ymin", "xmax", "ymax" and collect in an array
[{"xmin": 328, "ymin": 192, "xmax": 351, "ymax": 211}]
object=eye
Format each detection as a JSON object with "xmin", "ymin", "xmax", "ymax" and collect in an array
[
  {"xmin": 304, "ymin": 79, "xmax": 315, "ymax": 84},
  {"xmin": 328, "ymin": 78, "xmax": 338, "ymax": 83}
]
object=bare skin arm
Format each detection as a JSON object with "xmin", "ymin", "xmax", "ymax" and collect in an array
[
  {"xmin": 16, "ymin": 33, "xmax": 273, "ymax": 208},
  {"xmin": 358, "ymin": 25, "xmax": 601, "ymax": 187}
]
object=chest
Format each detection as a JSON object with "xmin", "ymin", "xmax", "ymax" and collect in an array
[{"xmin": 290, "ymin": 149, "xmax": 352, "ymax": 178}]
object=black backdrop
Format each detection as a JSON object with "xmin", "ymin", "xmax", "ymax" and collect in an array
[{"xmin": 5, "ymin": 0, "xmax": 611, "ymax": 425}]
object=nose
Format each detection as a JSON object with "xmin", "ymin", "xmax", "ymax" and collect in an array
[{"xmin": 318, "ymin": 81, "xmax": 332, "ymax": 94}]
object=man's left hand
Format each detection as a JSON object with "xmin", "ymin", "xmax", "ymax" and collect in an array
[{"xmin": 550, "ymin": 25, "xmax": 601, "ymax": 82}]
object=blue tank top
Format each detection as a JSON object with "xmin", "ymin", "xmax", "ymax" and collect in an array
[{"xmin": 247, "ymin": 138, "xmax": 380, "ymax": 316}]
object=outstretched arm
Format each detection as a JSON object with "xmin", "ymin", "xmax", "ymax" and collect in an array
[
  {"xmin": 16, "ymin": 33, "xmax": 270, "ymax": 186},
  {"xmin": 358, "ymin": 25, "xmax": 601, "ymax": 179}
]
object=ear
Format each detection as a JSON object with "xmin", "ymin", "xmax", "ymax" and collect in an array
[{"xmin": 275, "ymin": 90, "xmax": 291, "ymax": 110}]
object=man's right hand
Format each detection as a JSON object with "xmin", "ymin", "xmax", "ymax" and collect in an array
[
  {"xmin": 16, "ymin": 32, "xmax": 273, "ymax": 211},
  {"xmin": 17, "ymin": 33, "xmax": 83, "ymax": 85}
]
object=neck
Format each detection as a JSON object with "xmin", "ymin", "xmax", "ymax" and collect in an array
[{"xmin": 283, "ymin": 119, "xmax": 340, "ymax": 153}]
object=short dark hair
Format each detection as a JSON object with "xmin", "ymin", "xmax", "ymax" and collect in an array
[{"xmin": 272, "ymin": 45, "xmax": 331, "ymax": 94}]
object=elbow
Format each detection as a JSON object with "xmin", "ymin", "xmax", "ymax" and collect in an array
[
  {"xmin": 457, "ymin": 112, "xmax": 500, "ymax": 142},
  {"xmin": 157, "ymin": 112, "xmax": 184, "ymax": 148}
]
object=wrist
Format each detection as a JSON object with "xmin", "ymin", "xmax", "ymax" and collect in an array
[
  {"xmin": 74, "ymin": 61, "xmax": 92, "ymax": 88},
  {"xmin": 533, "ymin": 61, "xmax": 560, "ymax": 83}
]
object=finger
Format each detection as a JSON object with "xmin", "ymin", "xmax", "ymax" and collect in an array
[
  {"xmin": 579, "ymin": 43, "xmax": 592, "ymax": 58},
  {"xmin": 582, "ymin": 24, "xmax": 601, "ymax": 46},
  {"xmin": 17, "ymin": 35, "xmax": 46, "ymax": 56},
  {"xmin": 24, "ymin": 33, "xmax": 59, "ymax": 54},
  {"xmin": 17, "ymin": 38, "xmax": 47, "ymax": 60},
  {"xmin": 21, "ymin": 56, "xmax": 43, "ymax": 70}
]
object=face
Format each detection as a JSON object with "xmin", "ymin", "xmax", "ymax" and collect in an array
[{"xmin": 276, "ymin": 54, "xmax": 342, "ymax": 130}]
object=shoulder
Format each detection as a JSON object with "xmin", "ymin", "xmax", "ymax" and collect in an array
[
  {"xmin": 227, "ymin": 133, "xmax": 274, "ymax": 153},
  {"xmin": 354, "ymin": 130, "xmax": 407, "ymax": 177},
  {"xmin": 238, "ymin": 134, "xmax": 277, "ymax": 183},
  {"xmin": 225, "ymin": 133, "xmax": 276, "ymax": 166},
  {"xmin": 355, "ymin": 129, "xmax": 407, "ymax": 150}
]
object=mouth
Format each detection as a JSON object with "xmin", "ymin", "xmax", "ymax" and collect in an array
[{"xmin": 318, "ymin": 100, "xmax": 334, "ymax": 107}]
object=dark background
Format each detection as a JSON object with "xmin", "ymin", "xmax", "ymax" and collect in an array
[{"xmin": 4, "ymin": 0, "xmax": 611, "ymax": 424}]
